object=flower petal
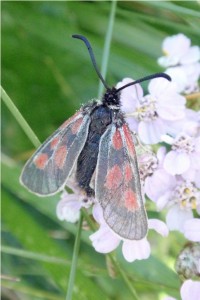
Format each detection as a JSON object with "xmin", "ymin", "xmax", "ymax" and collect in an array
[
  {"xmin": 183, "ymin": 219, "xmax": 200, "ymax": 242},
  {"xmin": 89, "ymin": 225, "xmax": 120, "ymax": 253},
  {"xmin": 180, "ymin": 280, "xmax": 200, "ymax": 300},
  {"xmin": 92, "ymin": 203, "xmax": 105, "ymax": 225},
  {"xmin": 126, "ymin": 117, "xmax": 138, "ymax": 132},
  {"xmin": 56, "ymin": 196, "xmax": 81, "ymax": 223},
  {"xmin": 157, "ymin": 146, "xmax": 167, "ymax": 163},
  {"xmin": 158, "ymin": 34, "xmax": 191, "ymax": 67},
  {"xmin": 145, "ymin": 169, "xmax": 174, "ymax": 202},
  {"xmin": 165, "ymin": 67, "xmax": 188, "ymax": 93},
  {"xmin": 148, "ymin": 219, "xmax": 169, "ymax": 237},
  {"xmin": 163, "ymin": 151, "xmax": 190, "ymax": 175},
  {"xmin": 166, "ymin": 205, "xmax": 193, "ymax": 232},
  {"xmin": 116, "ymin": 78, "xmax": 143, "ymax": 114},
  {"xmin": 181, "ymin": 46, "xmax": 200, "ymax": 65},
  {"xmin": 157, "ymin": 191, "xmax": 172, "ymax": 210},
  {"xmin": 148, "ymin": 77, "xmax": 178, "ymax": 96},
  {"xmin": 157, "ymin": 94, "xmax": 186, "ymax": 121},
  {"xmin": 122, "ymin": 238, "xmax": 150, "ymax": 262},
  {"xmin": 190, "ymin": 152, "xmax": 200, "ymax": 170},
  {"xmin": 138, "ymin": 119, "xmax": 167, "ymax": 144}
]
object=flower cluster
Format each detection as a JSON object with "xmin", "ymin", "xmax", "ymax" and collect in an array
[
  {"xmin": 56, "ymin": 33, "xmax": 200, "ymax": 298},
  {"xmin": 117, "ymin": 34, "xmax": 200, "ymax": 243},
  {"xmin": 158, "ymin": 33, "xmax": 200, "ymax": 93}
]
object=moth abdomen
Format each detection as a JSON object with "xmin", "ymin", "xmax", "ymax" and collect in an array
[{"xmin": 76, "ymin": 104, "xmax": 112, "ymax": 196}]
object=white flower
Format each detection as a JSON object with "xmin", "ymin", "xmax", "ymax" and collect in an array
[
  {"xmin": 117, "ymin": 77, "xmax": 186, "ymax": 144},
  {"xmin": 164, "ymin": 108, "xmax": 200, "ymax": 138},
  {"xmin": 180, "ymin": 280, "xmax": 200, "ymax": 300},
  {"xmin": 141, "ymin": 147, "xmax": 175, "ymax": 202},
  {"xmin": 56, "ymin": 180, "xmax": 94, "ymax": 223},
  {"xmin": 158, "ymin": 33, "xmax": 200, "ymax": 67},
  {"xmin": 158, "ymin": 33, "xmax": 200, "ymax": 93},
  {"xmin": 89, "ymin": 204, "xmax": 168, "ymax": 262},
  {"xmin": 165, "ymin": 63, "xmax": 200, "ymax": 93},
  {"xmin": 162, "ymin": 133, "xmax": 200, "ymax": 175},
  {"xmin": 182, "ymin": 169, "xmax": 200, "ymax": 189},
  {"xmin": 183, "ymin": 219, "xmax": 200, "ymax": 242},
  {"xmin": 56, "ymin": 190, "xmax": 82, "ymax": 223},
  {"xmin": 155, "ymin": 177, "xmax": 200, "ymax": 233}
]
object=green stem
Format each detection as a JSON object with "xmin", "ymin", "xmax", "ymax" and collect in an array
[
  {"xmin": 97, "ymin": 0, "xmax": 117, "ymax": 98},
  {"xmin": 81, "ymin": 208, "xmax": 96, "ymax": 231},
  {"xmin": 82, "ymin": 209, "xmax": 139, "ymax": 299},
  {"xmin": 66, "ymin": 213, "xmax": 83, "ymax": 300},
  {"xmin": 108, "ymin": 254, "xmax": 139, "ymax": 300},
  {"xmin": 1, "ymin": 86, "xmax": 41, "ymax": 148}
]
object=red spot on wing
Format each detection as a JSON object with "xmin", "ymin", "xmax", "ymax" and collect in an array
[
  {"xmin": 105, "ymin": 165, "xmax": 123, "ymax": 190},
  {"xmin": 124, "ymin": 163, "xmax": 133, "ymax": 182},
  {"xmin": 124, "ymin": 188, "xmax": 138, "ymax": 211},
  {"xmin": 34, "ymin": 153, "xmax": 48, "ymax": 169},
  {"xmin": 50, "ymin": 137, "xmax": 60, "ymax": 149},
  {"xmin": 71, "ymin": 118, "xmax": 83, "ymax": 134},
  {"xmin": 123, "ymin": 124, "xmax": 136, "ymax": 157},
  {"xmin": 112, "ymin": 128, "xmax": 123, "ymax": 150},
  {"xmin": 54, "ymin": 146, "xmax": 67, "ymax": 169}
]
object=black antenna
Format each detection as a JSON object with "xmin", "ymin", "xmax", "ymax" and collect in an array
[
  {"xmin": 116, "ymin": 73, "xmax": 171, "ymax": 93},
  {"xmin": 72, "ymin": 34, "xmax": 109, "ymax": 90}
]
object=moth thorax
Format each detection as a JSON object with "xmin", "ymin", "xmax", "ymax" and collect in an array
[{"xmin": 102, "ymin": 87, "xmax": 120, "ymax": 107}]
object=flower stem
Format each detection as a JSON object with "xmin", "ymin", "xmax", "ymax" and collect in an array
[
  {"xmin": 66, "ymin": 213, "xmax": 83, "ymax": 300},
  {"xmin": 108, "ymin": 254, "xmax": 139, "ymax": 300},
  {"xmin": 1, "ymin": 86, "xmax": 41, "ymax": 148},
  {"xmin": 97, "ymin": 0, "xmax": 117, "ymax": 98},
  {"xmin": 82, "ymin": 209, "xmax": 140, "ymax": 300}
]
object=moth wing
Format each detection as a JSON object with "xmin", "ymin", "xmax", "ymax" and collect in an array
[
  {"xmin": 20, "ymin": 111, "xmax": 90, "ymax": 196},
  {"xmin": 96, "ymin": 123, "xmax": 148, "ymax": 240}
]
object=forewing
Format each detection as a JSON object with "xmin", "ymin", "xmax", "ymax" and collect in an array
[
  {"xmin": 20, "ymin": 111, "xmax": 90, "ymax": 196},
  {"xmin": 96, "ymin": 123, "xmax": 148, "ymax": 240}
]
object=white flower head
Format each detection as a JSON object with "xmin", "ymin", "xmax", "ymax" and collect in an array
[
  {"xmin": 117, "ymin": 77, "xmax": 186, "ymax": 144},
  {"xmin": 158, "ymin": 33, "xmax": 200, "ymax": 93},
  {"xmin": 138, "ymin": 149, "xmax": 158, "ymax": 183},
  {"xmin": 163, "ymin": 133, "xmax": 200, "ymax": 176},
  {"xmin": 158, "ymin": 33, "xmax": 200, "ymax": 67},
  {"xmin": 156, "ymin": 177, "xmax": 200, "ymax": 233},
  {"xmin": 89, "ymin": 204, "xmax": 168, "ymax": 263},
  {"xmin": 142, "ymin": 147, "xmax": 175, "ymax": 202},
  {"xmin": 166, "ymin": 63, "xmax": 200, "ymax": 94}
]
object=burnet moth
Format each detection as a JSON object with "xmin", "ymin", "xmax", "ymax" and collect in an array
[{"xmin": 20, "ymin": 35, "xmax": 171, "ymax": 240}]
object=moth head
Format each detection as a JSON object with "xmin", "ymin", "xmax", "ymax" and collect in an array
[{"xmin": 102, "ymin": 87, "xmax": 120, "ymax": 107}]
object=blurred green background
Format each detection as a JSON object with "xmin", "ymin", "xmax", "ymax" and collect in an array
[{"xmin": 1, "ymin": 1, "xmax": 200, "ymax": 300}]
